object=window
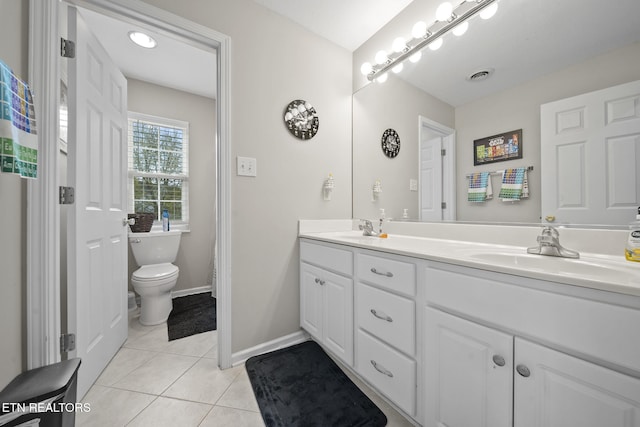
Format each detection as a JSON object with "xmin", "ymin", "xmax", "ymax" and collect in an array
[{"xmin": 128, "ymin": 112, "xmax": 189, "ymax": 227}]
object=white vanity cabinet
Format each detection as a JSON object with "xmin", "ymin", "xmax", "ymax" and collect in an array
[
  {"xmin": 424, "ymin": 307, "xmax": 513, "ymax": 427},
  {"xmin": 423, "ymin": 263, "xmax": 640, "ymax": 427},
  {"xmin": 299, "ymin": 233, "xmax": 640, "ymax": 427},
  {"xmin": 354, "ymin": 251, "xmax": 417, "ymax": 416},
  {"xmin": 300, "ymin": 240, "xmax": 354, "ymax": 365}
]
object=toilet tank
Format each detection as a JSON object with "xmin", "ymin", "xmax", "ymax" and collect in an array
[{"xmin": 129, "ymin": 230, "xmax": 182, "ymax": 266}]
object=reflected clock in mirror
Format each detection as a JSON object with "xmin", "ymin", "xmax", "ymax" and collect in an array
[
  {"xmin": 284, "ymin": 99, "xmax": 319, "ymax": 140},
  {"xmin": 381, "ymin": 128, "xmax": 400, "ymax": 158}
]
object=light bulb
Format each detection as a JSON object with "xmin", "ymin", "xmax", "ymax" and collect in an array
[
  {"xmin": 452, "ymin": 21, "xmax": 469, "ymax": 36},
  {"xmin": 392, "ymin": 37, "xmax": 407, "ymax": 53},
  {"xmin": 429, "ymin": 38, "xmax": 443, "ymax": 51},
  {"xmin": 375, "ymin": 50, "xmax": 389, "ymax": 65},
  {"xmin": 480, "ymin": 2, "xmax": 498, "ymax": 19},
  {"xmin": 435, "ymin": 2, "xmax": 453, "ymax": 21},
  {"xmin": 376, "ymin": 73, "xmax": 388, "ymax": 83},
  {"xmin": 360, "ymin": 62, "xmax": 373, "ymax": 76},
  {"xmin": 412, "ymin": 21, "xmax": 427, "ymax": 39},
  {"xmin": 392, "ymin": 63, "xmax": 404, "ymax": 74},
  {"xmin": 409, "ymin": 51, "xmax": 422, "ymax": 63}
]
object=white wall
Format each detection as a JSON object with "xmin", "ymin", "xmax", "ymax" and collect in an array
[
  {"xmin": 126, "ymin": 78, "xmax": 217, "ymax": 294},
  {"xmin": 0, "ymin": 0, "xmax": 28, "ymax": 388},
  {"xmin": 141, "ymin": 0, "xmax": 353, "ymax": 352},
  {"xmin": 353, "ymin": 76, "xmax": 454, "ymax": 221},
  {"xmin": 455, "ymin": 42, "xmax": 640, "ymax": 222}
]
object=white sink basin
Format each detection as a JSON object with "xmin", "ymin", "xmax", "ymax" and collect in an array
[{"xmin": 468, "ymin": 252, "xmax": 638, "ymax": 284}]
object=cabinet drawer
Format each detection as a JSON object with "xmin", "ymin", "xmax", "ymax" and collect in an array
[
  {"xmin": 357, "ymin": 253, "xmax": 416, "ymax": 296},
  {"xmin": 300, "ymin": 240, "xmax": 353, "ymax": 276},
  {"xmin": 357, "ymin": 282, "xmax": 415, "ymax": 356},
  {"xmin": 356, "ymin": 330, "xmax": 416, "ymax": 416}
]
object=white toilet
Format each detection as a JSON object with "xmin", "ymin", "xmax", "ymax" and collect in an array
[{"xmin": 129, "ymin": 230, "xmax": 182, "ymax": 325}]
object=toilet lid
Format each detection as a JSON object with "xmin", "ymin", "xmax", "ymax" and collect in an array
[{"xmin": 133, "ymin": 263, "xmax": 179, "ymax": 281}]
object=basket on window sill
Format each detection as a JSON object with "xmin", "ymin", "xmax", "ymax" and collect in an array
[{"xmin": 128, "ymin": 213, "xmax": 155, "ymax": 233}]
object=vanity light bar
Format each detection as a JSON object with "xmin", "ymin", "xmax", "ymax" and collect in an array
[{"xmin": 365, "ymin": 0, "xmax": 499, "ymax": 82}]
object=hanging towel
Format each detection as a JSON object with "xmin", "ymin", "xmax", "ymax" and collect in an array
[
  {"xmin": 522, "ymin": 169, "xmax": 529, "ymax": 198},
  {"xmin": 499, "ymin": 167, "xmax": 526, "ymax": 201},
  {"xmin": 0, "ymin": 60, "xmax": 38, "ymax": 179},
  {"xmin": 468, "ymin": 171, "xmax": 491, "ymax": 202}
]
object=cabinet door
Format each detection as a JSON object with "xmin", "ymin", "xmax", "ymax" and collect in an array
[
  {"xmin": 323, "ymin": 269, "xmax": 354, "ymax": 365},
  {"xmin": 300, "ymin": 263, "xmax": 324, "ymax": 341},
  {"xmin": 514, "ymin": 338, "xmax": 640, "ymax": 427},
  {"xmin": 424, "ymin": 307, "xmax": 513, "ymax": 427}
]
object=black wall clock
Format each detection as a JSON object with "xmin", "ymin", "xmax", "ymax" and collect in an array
[
  {"xmin": 284, "ymin": 99, "xmax": 319, "ymax": 140},
  {"xmin": 381, "ymin": 128, "xmax": 400, "ymax": 158}
]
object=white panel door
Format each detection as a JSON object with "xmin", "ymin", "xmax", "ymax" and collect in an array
[
  {"xmin": 322, "ymin": 269, "xmax": 353, "ymax": 365},
  {"xmin": 541, "ymin": 80, "xmax": 640, "ymax": 225},
  {"xmin": 300, "ymin": 263, "xmax": 323, "ymax": 341},
  {"xmin": 420, "ymin": 137, "xmax": 443, "ymax": 221},
  {"xmin": 67, "ymin": 6, "xmax": 128, "ymax": 398},
  {"xmin": 514, "ymin": 338, "xmax": 640, "ymax": 427},
  {"xmin": 424, "ymin": 307, "xmax": 513, "ymax": 427}
]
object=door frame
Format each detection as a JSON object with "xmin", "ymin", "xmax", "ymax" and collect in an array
[
  {"xmin": 418, "ymin": 116, "xmax": 456, "ymax": 221},
  {"xmin": 27, "ymin": 0, "xmax": 233, "ymax": 369}
]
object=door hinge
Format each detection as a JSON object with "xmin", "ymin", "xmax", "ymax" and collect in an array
[
  {"xmin": 60, "ymin": 333, "xmax": 76, "ymax": 353},
  {"xmin": 60, "ymin": 38, "xmax": 76, "ymax": 58},
  {"xmin": 441, "ymin": 148, "xmax": 446, "ymax": 156},
  {"xmin": 441, "ymin": 202, "xmax": 447, "ymax": 209},
  {"xmin": 59, "ymin": 186, "xmax": 75, "ymax": 205}
]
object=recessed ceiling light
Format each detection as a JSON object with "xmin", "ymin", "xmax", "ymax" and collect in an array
[{"xmin": 128, "ymin": 31, "xmax": 157, "ymax": 49}]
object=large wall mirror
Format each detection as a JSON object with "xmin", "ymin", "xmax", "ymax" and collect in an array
[{"xmin": 352, "ymin": 0, "xmax": 640, "ymax": 227}]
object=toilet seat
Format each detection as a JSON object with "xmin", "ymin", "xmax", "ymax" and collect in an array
[{"xmin": 132, "ymin": 263, "xmax": 179, "ymax": 287}]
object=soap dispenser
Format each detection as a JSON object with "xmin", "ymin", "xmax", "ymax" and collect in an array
[{"xmin": 625, "ymin": 206, "xmax": 640, "ymax": 262}]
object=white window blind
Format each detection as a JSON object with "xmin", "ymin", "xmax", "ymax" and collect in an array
[{"xmin": 128, "ymin": 112, "xmax": 189, "ymax": 226}]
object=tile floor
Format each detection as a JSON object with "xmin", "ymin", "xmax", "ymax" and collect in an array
[{"xmin": 77, "ymin": 311, "xmax": 415, "ymax": 426}]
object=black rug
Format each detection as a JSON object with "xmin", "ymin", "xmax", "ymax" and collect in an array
[
  {"xmin": 167, "ymin": 293, "xmax": 216, "ymax": 341},
  {"xmin": 246, "ymin": 341, "xmax": 387, "ymax": 427}
]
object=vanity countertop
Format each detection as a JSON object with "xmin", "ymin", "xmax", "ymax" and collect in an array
[{"xmin": 299, "ymin": 229, "xmax": 640, "ymax": 297}]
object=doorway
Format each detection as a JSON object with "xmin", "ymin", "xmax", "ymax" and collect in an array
[
  {"xmin": 418, "ymin": 116, "xmax": 456, "ymax": 221},
  {"xmin": 27, "ymin": 0, "xmax": 232, "ymax": 381}
]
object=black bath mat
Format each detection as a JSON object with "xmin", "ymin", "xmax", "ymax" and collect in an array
[
  {"xmin": 246, "ymin": 341, "xmax": 387, "ymax": 427},
  {"xmin": 167, "ymin": 293, "xmax": 216, "ymax": 341}
]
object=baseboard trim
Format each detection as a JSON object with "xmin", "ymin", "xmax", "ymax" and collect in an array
[
  {"xmin": 171, "ymin": 286, "xmax": 212, "ymax": 298},
  {"xmin": 231, "ymin": 330, "xmax": 309, "ymax": 366}
]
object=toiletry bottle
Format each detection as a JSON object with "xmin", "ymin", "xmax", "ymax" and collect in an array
[
  {"xmin": 402, "ymin": 208, "xmax": 409, "ymax": 220},
  {"xmin": 162, "ymin": 209, "xmax": 170, "ymax": 232},
  {"xmin": 625, "ymin": 206, "xmax": 640, "ymax": 262},
  {"xmin": 379, "ymin": 208, "xmax": 385, "ymax": 234}
]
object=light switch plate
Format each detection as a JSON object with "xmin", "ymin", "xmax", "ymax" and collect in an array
[
  {"xmin": 237, "ymin": 156, "xmax": 257, "ymax": 177},
  {"xmin": 410, "ymin": 179, "xmax": 418, "ymax": 191}
]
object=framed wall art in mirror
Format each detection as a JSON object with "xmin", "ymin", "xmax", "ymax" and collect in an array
[{"xmin": 473, "ymin": 129, "xmax": 522, "ymax": 166}]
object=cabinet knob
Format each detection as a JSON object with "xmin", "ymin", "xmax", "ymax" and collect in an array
[
  {"xmin": 314, "ymin": 277, "xmax": 325, "ymax": 286},
  {"xmin": 492, "ymin": 355, "xmax": 506, "ymax": 367},
  {"xmin": 516, "ymin": 364, "xmax": 531, "ymax": 377}
]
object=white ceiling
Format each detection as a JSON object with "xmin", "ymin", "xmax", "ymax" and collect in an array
[
  {"xmin": 79, "ymin": 7, "xmax": 217, "ymax": 99},
  {"xmin": 251, "ymin": 0, "xmax": 414, "ymax": 51},
  {"xmin": 78, "ymin": 0, "xmax": 640, "ymax": 106}
]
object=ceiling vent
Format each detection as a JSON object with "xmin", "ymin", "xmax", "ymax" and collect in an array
[{"xmin": 467, "ymin": 68, "xmax": 494, "ymax": 82}]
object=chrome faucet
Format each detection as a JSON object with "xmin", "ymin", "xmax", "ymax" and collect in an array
[
  {"xmin": 527, "ymin": 226, "xmax": 579, "ymax": 259},
  {"xmin": 359, "ymin": 219, "xmax": 378, "ymax": 236}
]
